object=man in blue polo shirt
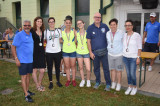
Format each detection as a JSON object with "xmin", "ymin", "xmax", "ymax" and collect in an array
[
  {"xmin": 11, "ymin": 20, "xmax": 35, "ymax": 102},
  {"xmin": 142, "ymin": 12, "xmax": 160, "ymax": 72},
  {"xmin": 87, "ymin": 12, "xmax": 111, "ymax": 91}
]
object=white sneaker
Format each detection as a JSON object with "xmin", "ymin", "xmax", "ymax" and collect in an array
[
  {"xmin": 86, "ymin": 80, "xmax": 91, "ymax": 87},
  {"xmin": 111, "ymin": 82, "xmax": 116, "ymax": 89},
  {"xmin": 130, "ymin": 87, "xmax": 137, "ymax": 95},
  {"xmin": 79, "ymin": 80, "xmax": 85, "ymax": 87},
  {"xmin": 138, "ymin": 66, "xmax": 145, "ymax": 72},
  {"xmin": 63, "ymin": 73, "xmax": 66, "ymax": 76},
  {"xmin": 116, "ymin": 83, "xmax": 121, "ymax": 91},
  {"xmin": 125, "ymin": 87, "xmax": 132, "ymax": 95},
  {"xmin": 148, "ymin": 66, "xmax": 152, "ymax": 72}
]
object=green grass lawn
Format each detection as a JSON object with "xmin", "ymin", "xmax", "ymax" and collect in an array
[{"xmin": 0, "ymin": 60, "xmax": 160, "ymax": 106}]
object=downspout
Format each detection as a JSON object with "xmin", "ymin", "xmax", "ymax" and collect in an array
[{"xmin": 99, "ymin": 0, "xmax": 114, "ymax": 22}]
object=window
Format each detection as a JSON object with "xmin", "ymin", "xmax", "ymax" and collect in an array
[
  {"xmin": 75, "ymin": 0, "xmax": 90, "ymax": 16},
  {"xmin": 40, "ymin": 0, "xmax": 49, "ymax": 17}
]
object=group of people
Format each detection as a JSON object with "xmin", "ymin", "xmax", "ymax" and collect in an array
[{"xmin": 11, "ymin": 12, "xmax": 160, "ymax": 102}]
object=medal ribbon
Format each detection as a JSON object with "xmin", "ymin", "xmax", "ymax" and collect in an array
[
  {"xmin": 80, "ymin": 31, "xmax": 85, "ymax": 46},
  {"xmin": 110, "ymin": 32, "xmax": 115, "ymax": 44},
  {"xmin": 39, "ymin": 31, "xmax": 42, "ymax": 43},
  {"xmin": 50, "ymin": 30, "xmax": 55, "ymax": 43},
  {"xmin": 126, "ymin": 32, "xmax": 133, "ymax": 49},
  {"xmin": 65, "ymin": 32, "xmax": 70, "ymax": 42}
]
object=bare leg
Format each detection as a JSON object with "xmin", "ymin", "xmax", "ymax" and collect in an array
[
  {"xmin": 26, "ymin": 73, "xmax": 30, "ymax": 91},
  {"xmin": 21, "ymin": 75, "xmax": 28, "ymax": 96},
  {"xmin": 84, "ymin": 58, "xmax": 91, "ymax": 80},
  {"xmin": 111, "ymin": 69, "xmax": 116, "ymax": 82},
  {"xmin": 77, "ymin": 58, "xmax": 84, "ymax": 80},
  {"xmin": 32, "ymin": 69, "xmax": 39, "ymax": 88},
  {"xmin": 63, "ymin": 57, "xmax": 70, "ymax": 81},
  {"xmin": 38, "ymin": 68, "xmax": 45, "ymax": 86},
  {"xmin": 117, "ymin": 71, "xmax": 122, "ymax": 84},
  {"xmin": 70, "ymin": 58, "xmax": 76, "ymax": 80},
  {"xmin": 150, "ymin": 58, "xmax": 155, "ymax": 66}
]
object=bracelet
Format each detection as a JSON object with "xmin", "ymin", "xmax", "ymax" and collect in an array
[
  {"xmin": 15, "ymin": 57, "xmax": 18, "ymax": 60},
  {"xmin": 137, "ymin": 56, "xmax": 140, "ymax": 58}
]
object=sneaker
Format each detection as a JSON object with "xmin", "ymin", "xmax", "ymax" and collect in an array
[
  {"xmin": 148, "ymin": 66, "xmax": 152, "ymax": 72},
  {"xmin": 63, "ymin": 73, "xmax": 66, "ymax": 76},
  {"xmin": 111, "ymin": 82, "xmax": 116, "ymax": 89},
  {"xmin": 57, "ymin": 82, "xmax": 63, "ymax": 87},
  {"xmin": 86, "ymin": 80, "xmax": 91, "ymax": 87},
  {"xmin": 79, "ymin": 80, "xmax": 85, "ymax": 87},
  {"xmin": 48, "ymin": 82, "xmax": 53, "ymax": 90},
  {"xmin": 27, "ymin": 90, "xmax": 35, "ymax": 96},
  {"xmin": 65, "ymin": 80, "xmax": 71, "ymax": 87},
  {"xmin": 72, "ymin": 80, "xmax": 77, "ymax": 87},
  {"xmin": 104, "ymin": 85, "xmax": 110, "ymax": 91},
  {"xmin": 125, "ymin": 87, "xmax": 132, "ymax": 95},
  {"xmin": 93, "ymin": 82, "xmax": 100, "ymax": 89},
  {"xmin": 138, "ymin": 66, "xmax": 145, "ymax": 72},
  {"xmin": 130, "ymin": 87, "xmax": 137, "ymax": 95},
  {"xmin": 25, "ymin": 95, "xmax": 33, "ymax": 102},
  {"xmin": 115, "ymin": 83, "xmax": 121, "ymax": 91}
]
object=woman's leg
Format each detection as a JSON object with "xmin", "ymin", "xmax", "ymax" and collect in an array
[
  {"xmin": 32, "ymin": 68, "xmax": 39, "ymax": 88},
  {"xmin": 77, "ymin": 58, "xmax": 84, "ymax": 80},
  {"xmin": 38, "ymin": 68, "xmax": 45, "ymax": 86},
  {"xmin": 70, "ymin": 58, "xmax": 76, "ymax": 81},
  {"xmin": 63, "ymin": 57, "xmax": 71, "ymax": 81},
  {"xmin": 54, "ymin": 52, "xmax": 61, "ymax": 82},
  {"xmin": 84, "ymin": 58, "xmax": 91, "ymax": 80},
  {"xmin": 111, "ymin": 69, "xmax": 116, "ymax": 83},
  {"xmin": 46, "ymin": 53, "xmax": 54, "ymax": 82}
]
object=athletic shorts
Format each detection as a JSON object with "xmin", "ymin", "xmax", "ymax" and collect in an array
[
  {"xmin": 143, "ymin": 42, "xmax": 159, "ymax": 53},
  {"xmin": 18, "ymin": 63, "xmax": 33, "ymax": 75},
  {"xmin": 108, "ymin": 55, "xmax": 124, "ymax": 71}
]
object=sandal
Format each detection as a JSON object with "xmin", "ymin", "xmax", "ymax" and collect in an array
[
  {"xmin": 37, "ymin": 86, "xmax": 45, "ymax": 92},
  {"xmin": 40, "ymin": 85, "xmax": 45, "ymax": 91}
]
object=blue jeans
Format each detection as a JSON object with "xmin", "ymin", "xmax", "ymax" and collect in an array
[
  {"xmin": 93, "ymin": 53, "xmax": 111, "ymax": 85},
  {"xmin": 123, "ymin": 56, "xmax": 137, "ymax": 86}
]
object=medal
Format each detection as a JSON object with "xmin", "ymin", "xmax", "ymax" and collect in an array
[
  {"xmin": 39, "ymin": 43, "xmax": 42, "ymax": 46},
  {"xmin": 65, "ymin": 31, "xmax": 71, "ymax": 46},
  {"xmin": 111, "ymin": 44, "xmax": 113, "ymax": 48},
  {"xmin": 126, "ymin": 48, "xmax": 129, "ymax": 52},
  {"xmin": 52, "ymin": 43, "xmax": 55, "ymax": 47},
  {"xmin": 68, "ymin": 43, "xmax": 70, "ymax": 46},
  {"xmin": 81, "ymin": 46, "xmax": 84, "ymax": 50}
]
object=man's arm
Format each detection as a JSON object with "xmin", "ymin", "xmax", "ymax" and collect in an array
[
  {"xmin": 142, "ymin": 31, "xmax": 147, "ymax": 45},
  {"xmin": 87, "ymin": 39, "xmax": 95, "ymax": 60},
  {"xmin": 11, "ymin": 45, "xmax": 21, "ymax": 67}
]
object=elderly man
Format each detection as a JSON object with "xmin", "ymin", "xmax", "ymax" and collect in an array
[
  {"xmin": 11, "ymin": 20, "xmax": 35, "ymax": 102},
  {"xmin": 142, "ymin": 12, "xmax": 160, "ymax": 72},
  {"xmin": 87, "ymin": 12, "xmax": 111, "ymax": 91}
]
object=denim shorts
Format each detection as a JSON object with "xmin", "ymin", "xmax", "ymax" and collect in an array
[
  {"xmin": 76, "ymin": 53, "xmax": 90, "ymax": 58},
  {"xmin": 63, "ymin": 52, "xmax": 76, "ymax": 58},
  {"xmin": 18, "ymin": 63, "xmax": 33, "ymax": 75}
]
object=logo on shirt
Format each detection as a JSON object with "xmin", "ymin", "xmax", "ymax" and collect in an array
[
  {"xmin": 92, "ymin": 32, "xmax": 95, "ymax": 34},
  {"xmin": 101, "ymin": 28, "xmax": 105, "ymax": 33}
]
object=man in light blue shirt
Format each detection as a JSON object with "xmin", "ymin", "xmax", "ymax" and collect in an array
[
  {"xmin": 12, "ymin": 20, "xmax": 34, "ymax": 102},
  {"xmin": 142, "ymin": 12, "xmax": 160, "ymax": 71}
]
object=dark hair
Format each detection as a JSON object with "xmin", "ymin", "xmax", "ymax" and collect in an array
[
  {"xmin": 33, "ymin": 16, "xmax": 45, "ymax": 32},
  {"xmin": 48, "ymin": 17, "xmax": 55, "ymax": 23},
  {"xmin": 77, "ymin": 19, "xmax": 84, "ymax": 24},
  {"xmin": 109, "ymin": 18, "xmax": 118, "ymax": 25},
  {"xmin": 64, "ymin": 15, "xmax": 72, "ymax": 22},
  {"xmin": 125, "ymin": 20, "xmax": 134, "ymax": 25}
]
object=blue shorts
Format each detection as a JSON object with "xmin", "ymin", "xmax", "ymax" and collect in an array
[
  {"xmin": 63, "ymin": 52, "xmax": 76, "ymax": 58},
  {"xmin": 76, "ymin": 53, "xmax": 90, "ymax": 58},
  {"xmin": 18, "ymin": 63, "xmax": 33, "ymax": 75}
]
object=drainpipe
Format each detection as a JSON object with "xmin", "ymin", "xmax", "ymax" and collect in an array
[{"xmin": 99, "ymin": 0, "xmax": 114, "ymax": 22}]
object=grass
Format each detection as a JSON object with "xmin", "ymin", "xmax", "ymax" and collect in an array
[{"xmin": 0, "ymin": 60, "xmax": 160, "ymax": 106}]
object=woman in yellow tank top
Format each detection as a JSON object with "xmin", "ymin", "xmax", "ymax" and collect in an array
[
  {"xmin": 76, "ymin": 20, "xmax": 91, "ymax": 87},
  {"xmin": 61, "ymin": 15, "xmax": 77, "ymax": 87}
]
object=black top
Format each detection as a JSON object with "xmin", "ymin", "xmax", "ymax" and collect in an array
[{"xmin": 30, "ymin": 28, "xmax": 46, "ymax": 68}]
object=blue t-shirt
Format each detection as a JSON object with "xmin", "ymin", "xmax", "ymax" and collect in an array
[
  {"xmin": 86, "ymin": 23, "xmax": 109, "ymax": 51},
  {"xmin": 145, "ymin": 21, "xmax": 160, "ymax": 43},
  {"xmin": 12, "ymin": 30, "xmax": 33, "ymax": 63}
]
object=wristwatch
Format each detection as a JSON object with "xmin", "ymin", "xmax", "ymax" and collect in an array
[{"xmin": 137, "ymin": 56, "xmax": 140, "ymax": 58}]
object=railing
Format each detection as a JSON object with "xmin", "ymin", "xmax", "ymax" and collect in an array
[{"xmin": 0, "ymin": 17, "xmax": 18, "ymax": 33}]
